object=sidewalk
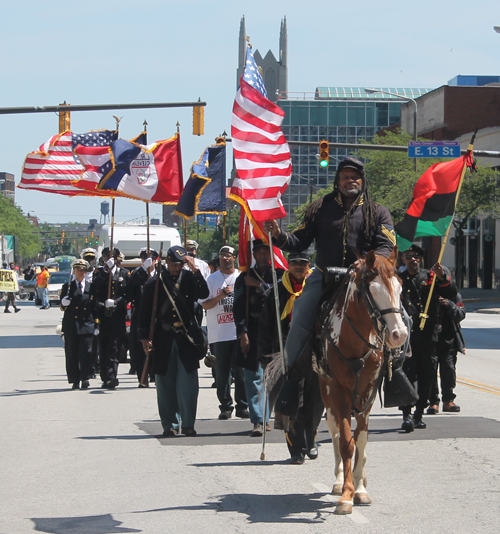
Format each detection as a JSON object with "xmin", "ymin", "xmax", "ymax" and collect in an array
[{"xmin": 459, "ymin": 287, "xmax": 500, "ymax": 313}]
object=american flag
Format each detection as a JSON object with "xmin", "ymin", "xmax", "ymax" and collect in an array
[
  {"xmin": 19, "ymin": 130, "xmax": 117, "ymax": 196},
  {"xmin": 230, "ymin": 45, "xmax": 292, "ymax": 221}
]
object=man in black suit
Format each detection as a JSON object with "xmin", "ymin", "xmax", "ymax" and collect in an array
[
  {"xmin": 60, "ymin": 259, "xmax": 98, "ymax": 389},
  {"xmin": 91, "ymin": 247, "xmax": 130, "ymax": 389}
]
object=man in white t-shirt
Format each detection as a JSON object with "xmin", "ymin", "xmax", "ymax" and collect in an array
[{"xmin": 201, "ymin": 246, "xmax": 248, "ymax": 420}]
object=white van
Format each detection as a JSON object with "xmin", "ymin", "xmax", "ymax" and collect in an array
[{"xmin": 98, "ymin": 224, "xmax": 181, "ymax": 262}]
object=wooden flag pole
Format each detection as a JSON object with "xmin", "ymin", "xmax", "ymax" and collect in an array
[{"xmin": 419, "ymin": 130, "xmax": 477, "ymax": 330}]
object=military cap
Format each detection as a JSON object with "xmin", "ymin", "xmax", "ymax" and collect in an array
[
  {"xmin": 166, "ymin": 245, "xmax": 187, "ymax": 263},
  {"xmin": 252, "ymin": 239, "xmax": 269, "ymax": 251},
  {"xmin": 72, "ymin": 259, "xmax": 90, "ymax": 270},
  {"xmin": 81, "ymin": 248, "xmax": 97, "ymax": 258},
  {"xmin": 288, "ymin": 252, "xmax": 311, "ymax": 263},
  {"xmin": 186, "ymin": 240, "xmax": 199, "ymax": 249},
  {"xmin": 403, "ymin": 244, "xmax": 424, "ymax": 257}
]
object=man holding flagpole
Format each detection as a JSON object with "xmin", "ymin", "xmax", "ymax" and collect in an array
[{"xmin": 264, "ymin": 157, "xmax": 398, "ymax": 417}]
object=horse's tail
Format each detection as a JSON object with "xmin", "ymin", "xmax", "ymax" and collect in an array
[{"xmin": 264, "ymin": 353, "xmax": 294, "ymax": 432}]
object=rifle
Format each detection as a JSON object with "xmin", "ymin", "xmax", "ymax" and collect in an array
[{"xmin": 140, "ymin": 241, "xmax": 163, "ymax": 387}]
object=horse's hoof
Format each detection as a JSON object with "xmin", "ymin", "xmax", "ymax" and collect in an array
[
  {"xmin": 334, "ymin": 501, "xmax": 353, "ymax": 515},
  {"xmin": 332, "ymin": 484, "xmax": 343, "ymax": 496},
  {"xmin": 354, "ymin": 492, "xmax": 371, "ymax": 506}
]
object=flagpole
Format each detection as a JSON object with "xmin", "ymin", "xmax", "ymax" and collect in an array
[
  {"xmin": 146, "ymin": 202, "xmax": 150, "ymax": 258},
  {"xmin": 183, "ymin": 218, "xmax": 187, "ymax": 248},
  {"xmin": 107, "ymin": 197, "xmax": 116, "ymax": 302},
  {"xmin": 223, "ymin": 214, "xmax": 227, "ymax": 245},
  {"xmin": 268, "ymin": 231, "xmax": 286, "ymax": 376},
  {"xmin": 419, "ymin": 130, "xmax": 477, "ymax": 330}
]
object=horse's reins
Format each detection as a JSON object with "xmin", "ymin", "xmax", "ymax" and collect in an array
[{"xmin": 325, "ymin": 263, "xmax": 403, "ymax": 413}]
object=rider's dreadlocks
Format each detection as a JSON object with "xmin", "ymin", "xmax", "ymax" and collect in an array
[{"xmin": 302, "ymin": 157, "xmax": 378, "ymax": 244}]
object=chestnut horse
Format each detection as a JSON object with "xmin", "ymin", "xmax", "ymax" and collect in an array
[{"xmin": 316, "ymin": 249, "xmax": 407, "ymax": 515}]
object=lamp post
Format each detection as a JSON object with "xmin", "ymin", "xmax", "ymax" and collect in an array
[{"xmin": 365, "ymin": 87, "xmax": 418, "ymax": 171}]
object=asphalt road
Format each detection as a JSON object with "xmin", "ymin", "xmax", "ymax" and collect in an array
[{"xmin": 1, "ymin": 300, "xmax": 499, "ymax": 533}]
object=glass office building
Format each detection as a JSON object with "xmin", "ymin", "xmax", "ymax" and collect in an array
[{"xmin": 278, "ymin": 87, "xmax": 432, "ymax": 224}]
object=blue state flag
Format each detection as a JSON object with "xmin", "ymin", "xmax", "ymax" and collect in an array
[{"xmin": 175, "ymin": 142, "xmax": 226, "ymax": 218}]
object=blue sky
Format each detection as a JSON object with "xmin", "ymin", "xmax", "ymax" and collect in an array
[{"xmin": 2, "ymin": 0, "xmax": 499, "ymax": 224}]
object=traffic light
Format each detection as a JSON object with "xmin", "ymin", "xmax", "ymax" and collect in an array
[
  {"xmin": 90, "ymin": 231, "xmax": 94, "ymax": 238},
  {"xmin": 193, "ymin": 104, "xmax": 204, "ymax": 136},
  {"xmin": 319, "ymin": 140, "xmax": 329, "ymax": 168}
]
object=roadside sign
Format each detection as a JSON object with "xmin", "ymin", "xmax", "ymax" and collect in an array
[{"xmin": 408, "ymin": 141, "xmax": 461, "ymax": 158}]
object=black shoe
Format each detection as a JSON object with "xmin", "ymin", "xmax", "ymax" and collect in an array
[
  {"xmin": 107, "ymin": 378, "xmax": 119, "ymax": 389},
  {"xmin": 162, "ymin": 428, "xmax": 178, "ymax": 438},
  {"xmin": 235, "ymin": 408, "xmax": 250, "ymax": 419},
  {"xmin": 71, "ymin": 382, "xmax": 80, "ymax": 390},
  {"xmin": 414, "ymin": 418, "xmax": 427, "ymax": 429},
  {"xmin": 401, "ymin": 414, "xmax": 414, "ymax": 433},
  {"xmin": 81, "ymin": 380, "xmax": 90, "ymax": 389},
  {"xmin": 218, "ymin": 411, "xmax": 232, "ymax": 420},
  {"xmin": 182, "ymin": 427, "xmax": 197, "ymax": 437},
  {"xmin": 290, "ymin": 454, "xmax": 305, "ymax": 465},
  {"xmin": 15, "ymin": 308, "xmax": 21, "ymax": 313},
  {"xmin": 101, "ymin": 382, "xmax": 108, "ymax": 389},
  {"xmin": 138, "ymin": 383, "xmax": 149, "ymax": 388},
  {"xmin": 307, "ymin": 445, "xmax": 319, "ymax": 460},
  {"xmin": 275, "ymin": 378, "xmax": 300, "ymax": 418},
  {"xmin": 4, "ymin": 309, "xmax": 11, "ymax": 313}
]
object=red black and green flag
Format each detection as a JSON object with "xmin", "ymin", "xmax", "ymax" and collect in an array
[{"xmin": 395, "ymin": 153, "xmax": 473, "ymax": 250}]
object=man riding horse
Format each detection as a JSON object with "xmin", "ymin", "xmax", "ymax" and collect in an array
[{"xmin": 264, "ymin": 156, "xmax": 403, "ymax": 417}]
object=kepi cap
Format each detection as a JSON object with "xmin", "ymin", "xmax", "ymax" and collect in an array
[
  {"xmin": 81, "ymin": 248, "xmax": 97, "ymax": 258},
  {"xmin": 288, "ymin": 252, "xmax": 311, "ymax": 263},
  {"xmin": 186, "ymin": 240, "xmax": 199, "ymax": 249},
  {"xmin": 139, "ymin": 247, "xmax": 158, "ymax": 259},
  {"xmin": 252, "ymin": 239, "xmax": 269, "ymax": 251},
  {"xmin": 166, "ymin": 245, "xmax": 188, "ymax": 263}
]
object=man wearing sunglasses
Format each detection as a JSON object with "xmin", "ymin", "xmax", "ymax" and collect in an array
[{"xmin": 399, "ymin": 244, "xmax": 457, "ymax": 432}]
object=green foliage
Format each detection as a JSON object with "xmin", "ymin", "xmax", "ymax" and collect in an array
[
  {"xmin": 183, "ymin": 207, "xmax": 241, "ymax": 262},
  {"xmin": 0, "ymin": 196, "xmax": 41, "ymax": 258}
]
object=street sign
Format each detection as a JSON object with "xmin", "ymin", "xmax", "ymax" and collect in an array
[{"xmin": 408, "ymin": 141, "xmax": 461, "ymax": 158}]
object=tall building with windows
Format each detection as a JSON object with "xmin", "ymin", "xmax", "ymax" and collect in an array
[{"xmin": 277, "ymin": 88, "xmax": 432, "ymax": 224}]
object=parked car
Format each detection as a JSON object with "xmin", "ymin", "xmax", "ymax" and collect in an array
[{"xmin": 47, "ymin": 271, "xmax": 72, "ymax": 306}]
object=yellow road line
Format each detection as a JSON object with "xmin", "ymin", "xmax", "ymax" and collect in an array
[{"xmin": 456, "ymin": 376, "xmax": 500, "ymax": 396}]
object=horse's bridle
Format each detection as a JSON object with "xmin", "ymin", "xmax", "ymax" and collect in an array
[{"xmin": 324, "ymin": 263, "xmax": 404, "ymax": 413}]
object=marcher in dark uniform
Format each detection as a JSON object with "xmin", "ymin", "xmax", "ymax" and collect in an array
[
  {"xmin": 60, "ymin": 259, "xmax": 97, "ymax": 389},
  {"xmin": 428, "ymin": 291, "xmax": 465, "ymax": 414},
  {"xmin": 399, "ymin": 244, "xmax": 457, "ymax": 432},
  {"xmin": 81, "ymin": 248, "xmax": 99, "ymax": 377},
  {"xmin": 233, "ymin": 239, "xmax": 285, "ymax": 437},
  {"xmin": 258, "ymin": 252, "xmax": 324, "ymax": 464},
  {"xmin": 23, "ymin": 263, "xmax": 35, "ymax": 280},
  {"xmin": 125, "ymin": 247, "xmax": 158, "ymax": 386},
  {"xmin": 91, "ymin": 247, "xmax": 130, "ymax": 389},
  {"xmin": 264, "ymin": 157, "xmax": 397, "ymax": 416},
  {"xmin": 138, "ymin": 246, "xmax": 209, "ymax": 437}
]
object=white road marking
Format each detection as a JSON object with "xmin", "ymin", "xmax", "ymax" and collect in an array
[{"xmin": 311, "ymin": 483, "xmax": 370, "ymax": 523}]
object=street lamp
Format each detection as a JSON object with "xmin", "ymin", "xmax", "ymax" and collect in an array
[{"xmin": 365, "ymin": 87, "xmax": 418, "ymax": 171}]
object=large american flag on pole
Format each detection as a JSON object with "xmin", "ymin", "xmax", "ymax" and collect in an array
[
  {"xmin": 229, "ymin": 45, "xmax": 292, "ymax": 221},
  {"xmin": 18, "ymin": 130, "xmax": 118, "ymax": 196}
]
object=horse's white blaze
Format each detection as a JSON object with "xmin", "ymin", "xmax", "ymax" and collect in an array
[{"xmin": 369, "ymin": 275, "xmax": 407, "ymax": 349}]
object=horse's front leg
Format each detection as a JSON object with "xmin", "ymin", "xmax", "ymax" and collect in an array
[
  {"xmin": 334, "ymin": 399, "xmax": 356, "ymax": 515},
  {"xmin": 325, "ymin": 407, "xmax": 343, "ymax": 495},
  {"xmin": 353, "ymin": 412, "xmax": 371, "ymax": 506}
]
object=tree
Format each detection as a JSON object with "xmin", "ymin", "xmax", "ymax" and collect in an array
[{"xmin": 0, "ymin": 196, "xmax": 41, "ymax": 259}]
